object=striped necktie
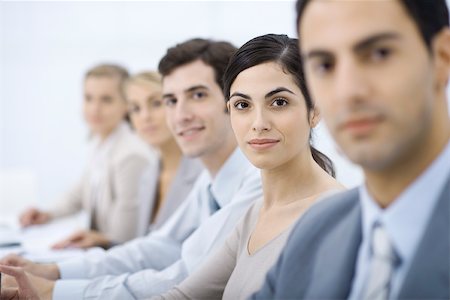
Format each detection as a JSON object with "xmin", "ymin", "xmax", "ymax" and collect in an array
[{"xmin": 362, "ymin": 223, "xmax": 400, "ymax": 300}]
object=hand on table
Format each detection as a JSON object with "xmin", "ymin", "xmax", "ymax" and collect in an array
[
  {"xmin": 52, "ymin": 229, "xmax": 111, "ymax": 249},
  {"xmin": 19, "ymin": 208, "xmax": 51, "ymax": 227},
  {"xmin": 0, "ymin": 254, "xmax": 60, "ymax": 281},
  {"xmin": 0, "ymin": 264, "xmax": 54, "ymax": 300}
]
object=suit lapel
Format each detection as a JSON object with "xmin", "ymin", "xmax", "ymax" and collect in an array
[
  {"xmin": 398, "ymin": 175, "xmax": 450, "ymax": 299},
  {"xmin": 308, "ymin": 190, "xmax": 363, "ymax": 299}
]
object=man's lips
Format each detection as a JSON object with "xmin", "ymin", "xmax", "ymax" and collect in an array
[
  {"xmin": 340, "ymin": 116, "xmax": 383, "ymax": 135},
  {"xmin": 177, "ymin": 126, "xmax": 205, "ymax": 137},
  {"xmin": 248, "ymin": 138, "xmax": 280, "ymax": 150}
]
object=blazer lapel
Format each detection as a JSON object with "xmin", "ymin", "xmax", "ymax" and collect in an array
[
  {"xmin": 308, "ymin": 191, "xmax": 363, "ymax": 299},
  {"xmin": 398, "ymin": 175, "xmax": 450, "ymax": 299}
]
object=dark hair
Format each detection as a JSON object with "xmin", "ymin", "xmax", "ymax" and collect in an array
[
  {"xmin": 223, "ymin": 34, "xmax": 335, "ymax": 177},
  {"xmin": 296, "ymin": 0, "xmax": 449, "ymax": 49},
  {"xmin": 158, "ymin": 38, "xmax": 237, "ymax": 92}
]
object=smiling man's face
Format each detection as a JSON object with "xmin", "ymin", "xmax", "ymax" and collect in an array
[{"xmin": 163, "ymin": 59, "xmax": 233, "ymax": 159}]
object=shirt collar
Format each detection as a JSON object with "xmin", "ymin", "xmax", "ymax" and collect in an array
[
  {"xmin": 208, "ymin": 147, "xmax": 257, "ymax": 208},
  {"xmin": 360, "ymin": 140, "xmax": 450, "ymax": 262}
]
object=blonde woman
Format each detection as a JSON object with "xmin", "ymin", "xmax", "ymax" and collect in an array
[
  {"xmin": 20, "ymin": 65, "xmax": 153, "ymax": 248},
  {"xmin": 50, "ymin": 71, "xmax": 203, "ymax": 249}
]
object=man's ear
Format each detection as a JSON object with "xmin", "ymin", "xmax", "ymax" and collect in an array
[
  {"xmin": 310, "ymin": 107, "xmax": 321, "ymax": 128},
  {"xmin": 432, "ymin": 27, "xmax": 450, "ymax": 92}
]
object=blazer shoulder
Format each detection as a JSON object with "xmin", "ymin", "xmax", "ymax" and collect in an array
[{"xmin": 288, "ymin": 188, "xmax": 360, "ymax": 244}]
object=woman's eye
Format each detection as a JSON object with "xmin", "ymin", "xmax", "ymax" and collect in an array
[
  {"xmin": 271, "ymin": 98, "xmax": 288, "ymax": 107},
  {"xmin": 152, "ymin": 100, "xmax": 162, "ymax": 108},
  {"xmin": 234, "ymin": 101, "xmax": 249, "ymax": 110},
  {"xmin": 129, "ymin": 105, "xmax": 140, "ymax": 114}
]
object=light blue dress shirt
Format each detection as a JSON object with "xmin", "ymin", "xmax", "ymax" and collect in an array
[
  {"xmin": 349, "ymin": 140, "xmax": 450, "ymax": 300},
  {"xmin": 53, "ymin": 148, "xmax": 262, "ymax": 299}
]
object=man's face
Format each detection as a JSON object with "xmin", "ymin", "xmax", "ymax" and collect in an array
[
  {"xmin": 163, "ymin": 60, "xmax": 233, "ymax": 158},
  {"xmin": 299, "ymin": 0, "xmax": 446, "ymax": 171}
]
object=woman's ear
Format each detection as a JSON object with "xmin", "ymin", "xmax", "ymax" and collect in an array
[{"xmin": 309, "ymin": 107, "xmax": 321, "ymax": 128}]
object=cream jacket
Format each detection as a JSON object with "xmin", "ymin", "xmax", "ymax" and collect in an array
[{"xmin": 49, "ymin": 123, "xmax": 155, "ymax": 243}]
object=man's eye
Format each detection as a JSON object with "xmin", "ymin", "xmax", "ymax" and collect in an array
[
  {"xmin": 193, "ymin": 91, "xmax": 207, "ymax": 99},
  {"xmin": 314, "ymin": 60, "xmax": 334, "ymax": 75},
  {"xmin": 234, "ymin": 101, "xmax": 249, "ymax": 110},
  {"xmin": 164, "ymin": 98, "xmax": 177, "ymax": 107},
  {"xmin": 271, "ymin": 98, "xmax": 288, "ymax": 107},
  {"xmin": 371, "ymin": 47, "xmax": 392, "ymax": 61}
]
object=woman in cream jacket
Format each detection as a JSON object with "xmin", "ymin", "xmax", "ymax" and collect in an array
[{"xmin": 20, "ymin": 64, "xmax": 154, "ymax": 246}]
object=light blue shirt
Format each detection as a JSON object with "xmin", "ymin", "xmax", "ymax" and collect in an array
[
  {"xmin": 53, "ymin": 148, "xmax": 262, "ymax": 300},
  {"xmin": 349, "ymin": 140, "xmax": 450, "ymax": 300}
]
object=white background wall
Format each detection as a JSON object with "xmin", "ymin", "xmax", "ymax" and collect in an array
[{"xmin": 0, "ymin": 1, "xmax": 449, "ymax": 207}]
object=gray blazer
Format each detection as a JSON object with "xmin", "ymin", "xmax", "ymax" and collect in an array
[
  {"xmin": 253, "ymin": 175, "xmax": 450, "ymax": 299},
  {"xmin": 136, "ymin": 156, "xmax": 203, "ymax": 236}
]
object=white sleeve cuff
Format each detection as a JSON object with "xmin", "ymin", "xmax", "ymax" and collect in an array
[
  {"xmin": 57, "ymin": 257, "xmax": 88, "ymax": 279},
  {"xmin": 53, "ymin": 279, "xmax": 89, "ymax": 300}
]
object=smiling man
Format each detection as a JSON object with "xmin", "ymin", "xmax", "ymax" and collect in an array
[
  {"xmin": 253, "ymin": 0, "xmax": 450, "ymax": 299},
  {"xmin": 0, "ymin": 38, "xmax": 262, "ymax": 300}
]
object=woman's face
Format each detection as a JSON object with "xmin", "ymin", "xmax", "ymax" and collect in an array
[
  {"xmin": 228, "ymin": 62, "xmax": 317, "ymax": 170},
  {"xmin": 125, "ymin": 81, "xmax": 174, "ymax": 147},
  {"xmin": 83, "ymin": 76, "xmax": 127, "ymax": 138}
]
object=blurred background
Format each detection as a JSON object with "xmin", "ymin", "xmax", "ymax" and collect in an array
[{"xmin": 0, "ymin": 1, "xmax": 449, "ymax": 211}]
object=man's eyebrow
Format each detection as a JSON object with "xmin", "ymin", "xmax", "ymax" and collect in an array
[
  {"xmin": 185, "ymin": 85, "xmax": 209, "ymax": 93},
  {"xmin": 303, "ymin": 32, "xmax": 401, "ymax": 61},
  {"xmin": 162, "ymin": 85, "xmax": 209, "ymax": 99},
  {"xmin": 162, "ymin": 93, "xmax": 174, "ymax": 98},
  {"xmin": 353, "ymin": 32, "xmax": 400, "ymax": 53}
]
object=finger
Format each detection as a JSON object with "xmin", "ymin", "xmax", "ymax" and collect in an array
[
  {"xmin": 0, "ymin": 287, "xmax": 19, "ymax": 300},
  {"xmin": 0, "ymin": 254, "xmax": 24, "ymax": 267},
  {"xmin": 52, "ymin": 230, "xmax": 86, "ymax": 249},
  {"xmin": 51, "ymin": 240, "xmax": 67, "ymax": 250},
  {"xmin": 19, "ymin": 211, "xmax": 34, "ymax": 227},
  {"xmin": 35, "ymin": 212, "xmax": 49, "ymax": 225},
  {"xmin": 1, "ymin": 272, "xmax": 18, "ymax": 288},
  {"xmin": 0, "ymin": 265, "xmax": 34, "ymax": 294}
]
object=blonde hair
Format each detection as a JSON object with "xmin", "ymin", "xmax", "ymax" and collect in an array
[
  {"xmin": 125, "ymin": 71, "xmax": 162, "ymax": 89},
  {"xmin": 85, "ymin": 64, "xmax": 129, "ymax": 98}
]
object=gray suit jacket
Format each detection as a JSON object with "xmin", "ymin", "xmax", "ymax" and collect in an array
[
  {"xmin": 136, "ymin": 156, "xmax": 203, "ymax": 236},
  {"xmin": 253, "ymin": 175, "xmax": 449, "ymax": 299}
]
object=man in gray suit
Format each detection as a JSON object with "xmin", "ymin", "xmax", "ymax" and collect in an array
[{"xmin": 253, "ymin": 0, "xmax": 450, "ymax": 299}]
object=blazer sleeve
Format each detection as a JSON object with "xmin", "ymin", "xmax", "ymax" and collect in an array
[
  {"xmin": 48, "ymin": 178, "xmax": 84, "ymax": 219},
  {"xmin": 105, "ymin": 153, "xmax": 151, "ymax": 243}
]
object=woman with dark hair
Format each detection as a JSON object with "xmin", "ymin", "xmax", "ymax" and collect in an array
[{"xmin": 155, "ymin": 33, "xmax": 344, "ymax": 300}]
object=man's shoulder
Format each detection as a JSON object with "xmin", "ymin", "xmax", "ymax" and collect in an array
[{"xmin": 288, "ymin": 188, "xmax": 360, "ymax": 244}]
